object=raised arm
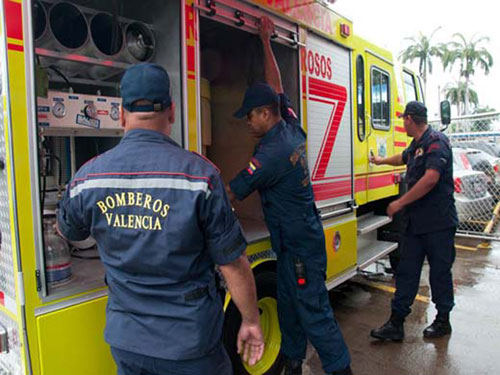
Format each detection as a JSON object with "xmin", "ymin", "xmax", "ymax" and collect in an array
[{"xmin": 259, "ymin": 16, "xmax": 283, "ymax": 94}]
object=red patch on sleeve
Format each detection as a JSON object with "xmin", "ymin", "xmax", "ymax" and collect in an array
[{"xmin": 427, "ymin": 143, "xmax": 440, "ymax": 153}]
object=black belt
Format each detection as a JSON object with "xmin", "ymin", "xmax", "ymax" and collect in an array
[{"xmin": 184, "ymin": 286, "xmax": 209, "ymax": 301}]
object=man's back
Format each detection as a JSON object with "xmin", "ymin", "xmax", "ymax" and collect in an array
[
  {"xmin": 76, "ymin": 129, "xmax": 216, "ymax": 282},
  {"xmin": 59, "ymin": 129, "xmax": 245, "ymax": 359}
]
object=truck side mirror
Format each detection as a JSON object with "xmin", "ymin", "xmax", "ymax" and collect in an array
[{"xmin": 440, "ymin": 100, "xmax": 451, "ymax": 126}]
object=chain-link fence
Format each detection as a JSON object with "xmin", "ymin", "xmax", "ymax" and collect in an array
[{"xmin": 430, "ymin": 112, "xmax": 500, "ymax": 240}]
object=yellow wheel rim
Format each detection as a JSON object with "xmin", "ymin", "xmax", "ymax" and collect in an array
[{"xmin": 243, "ymin": 297, "xmax": 281, "ymax": 375}]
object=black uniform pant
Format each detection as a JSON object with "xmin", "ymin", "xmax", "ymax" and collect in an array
[
  {"xmin": 277, "ymin": 251, "xmax": 351, "ymax": 373},
  {"xmin": 391, "ymin": 227, "xmax": 456, "ymax": 318}
]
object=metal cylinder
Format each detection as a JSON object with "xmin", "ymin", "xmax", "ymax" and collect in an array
[
  {"xmin": 33, "ymin": 0, "xmax": 48, "ymax": 42},
  {"xmin": 47, "ymin": 1, "xmax": 90, "ymax": 52},
  {"xmin": 86, "ymin": 12, "xmax": 125, "ymax": 80},
  {"xmin": 89, "ymin": 12, "xmax": 124, "ymax": 58},
  {"xmin": 118, "ymin": 21, "xmax": 156, "ymax": 63},
  {"xmin": 35, "ymin": 2, "xmax": 91, "ymax": 77},
  {"xmin": 43, "ymin": 215, "xmax": 72, "ymax": 286}
]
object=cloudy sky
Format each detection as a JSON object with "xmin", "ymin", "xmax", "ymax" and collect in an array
[{"xmin": 334, "ymin": 0, "xmax": 499, "ymax": 119}]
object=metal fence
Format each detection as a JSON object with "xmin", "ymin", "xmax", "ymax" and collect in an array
[{"xmin": 429, "ymin": 112, "xmax": 500, "ymax": 240}]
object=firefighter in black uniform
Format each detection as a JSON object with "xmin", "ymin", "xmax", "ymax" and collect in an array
[
  {"xmin": 370, "ymin": 101, "xmax": 458, "ymax": 341},
  {"xmin": 227, "ymin": 17, "xmax": 352, "ymax": 375}
]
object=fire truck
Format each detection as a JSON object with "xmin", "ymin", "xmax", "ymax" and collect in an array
[{"xmin": 0, "ymin": 0, "xmax": 424, "ymax": 374}]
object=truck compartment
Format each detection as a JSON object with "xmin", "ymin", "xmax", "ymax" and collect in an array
[
  {"xmin": 199, "ymin": 17, "xmax": 300, "ymax": 242},
  {"xmin": 33, "ymin": 0, "xmax": 183, "ymax": 298}
]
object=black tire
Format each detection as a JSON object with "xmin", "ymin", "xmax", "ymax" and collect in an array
[{"xmin": 223, "ymin": 271, "xmax": 284, "ymax": 375}]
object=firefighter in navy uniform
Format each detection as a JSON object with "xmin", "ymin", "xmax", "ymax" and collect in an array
[
  {"xmin": 226, "ymin": 17, "xmax": 352, "ymax": 375},
  {"xmin": 370, "ymin": 101, "xmax": 458, "ymax": 341},
  {"xmin": 56, "ymin": 63, "xmax": 264, "ymax": 375}
]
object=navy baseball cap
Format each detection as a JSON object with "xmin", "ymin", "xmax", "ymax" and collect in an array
[
  {"xmin": 234, "ymin": 82, "xmax": 279, "ymax": 118},
  {"xmin": 399, "ymin": 101, "xmax": 427, "ymax": 118},
  {"xmin": 120, "ymin": 63, "xmax": 171, "ymax": 112}
]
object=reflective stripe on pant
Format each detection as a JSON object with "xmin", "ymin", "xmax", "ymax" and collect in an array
[
  {"xmin": 277, "ymin": 251, "xmax": 351, "ymax": 373},
  {"xmin": 392, "ymin": 227, "xmax": 456, "ymax": 318},
  {"xmin": 111, "ymin": 341, "xmax": 232, "ymax": 375}
]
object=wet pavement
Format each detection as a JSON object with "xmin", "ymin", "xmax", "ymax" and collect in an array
[{"xmin": 303, "ymin": 239, "xmax": 500, "ymax": 375}]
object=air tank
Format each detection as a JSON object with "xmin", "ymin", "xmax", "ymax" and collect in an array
[
  {"xmin": 46, "ymin": 1, "xmax": 90, "ymax": 52},
  {"xmin": 120, "ymin": 21, "xmax": 156, "ymax": 63},
  {"xmin": 43, "ymin": 215, "xmax": 72, "ymax": 286}
]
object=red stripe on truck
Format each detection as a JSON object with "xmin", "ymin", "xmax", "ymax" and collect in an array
[
  {"xmin": 4, "ymin": 0, "xmax": 23, "ymax": 41},
  {"xmin": 308, "ymin": 77, "xmax": 348, "ymax": 181}
]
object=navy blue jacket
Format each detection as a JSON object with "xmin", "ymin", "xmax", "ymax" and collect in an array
[
  {"xmin": 230, "ymin": 94, "xmax": 325, "ymax": 257},
  {"xmin": 402, "ymin": 127, "xmax": 458, "ymax": 234},
  {"xmin": 58, "ymin": 129, "xmax": 246, "ymax": 360}
]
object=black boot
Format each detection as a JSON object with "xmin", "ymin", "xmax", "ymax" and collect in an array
[
  {"xmin": 326, "ymin": 366, "xmax": 353, "ymax": 375},
  {"xmin": 283, "ymin": 358, "xmax": 302, "ymax": 375},
  {"xmin": 370, "ymin": 313, "xmax": 405, "ymax": 341},
  {"xmin": 423, "ymin": 314, "xmax": 452, "ymax": 338}
]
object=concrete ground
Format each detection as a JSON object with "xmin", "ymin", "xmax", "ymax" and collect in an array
[{"xmin": 303, "ymin": 238, "xmax": 500, "ymax": 375}]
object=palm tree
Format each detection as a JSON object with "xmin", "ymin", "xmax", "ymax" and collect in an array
[
  {"xmin": 442, "ymin": 33, "xmax": 493, "ymax": 115},
  {"xmin": 443, "ymin": 81, "xmax": 478, "ymax": 116},
  {"xmin": 399, "ymin": 27, "xmax": 443, "ymax": 98}
]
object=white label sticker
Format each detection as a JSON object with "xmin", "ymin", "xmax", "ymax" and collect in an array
[
  {"xmin": 76, "ymin": 114, "xmax": 100, "ymax": 129},
  {"xmin": 377, "ymin": 138, "xmax": 387, "ymax": 158}
]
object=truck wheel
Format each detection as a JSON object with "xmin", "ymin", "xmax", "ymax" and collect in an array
[{"xmin": 223, "ymin": 271, "xmax": 283, "ymax": 375}]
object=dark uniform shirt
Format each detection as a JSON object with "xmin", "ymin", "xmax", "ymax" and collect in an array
[
  {"xmin": 402, "ymin": 127, "xmax": 458, "ymax": 234},
  {"xmin": 58, "ymin": 129, "xmax": 246, "ymax": 360},
  {"xmin": 230, "ymin": 94, "xmax": 324, "ymax": 257}
]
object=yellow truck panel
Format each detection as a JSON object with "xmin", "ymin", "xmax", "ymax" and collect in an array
[
  {"xmin": 36, "ymin": 297, "xmax": 115, "ymax": 375},
  {"xmin": 324, "ymin": 215, "xmax": 357, "ymax": 277}
]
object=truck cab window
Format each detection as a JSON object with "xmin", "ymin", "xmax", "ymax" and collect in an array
[
  {"xmin": 403, "ymin": 70, "xmax": 417, "ymax": 103},
  {"xmin": 371, "ymin": 68, "xmax": 390, "ymax": 130}
]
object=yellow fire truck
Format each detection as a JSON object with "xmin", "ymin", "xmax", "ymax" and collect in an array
[{"xmin": 0, "ymin": 0, "xmax": 424, "ymax": 374}]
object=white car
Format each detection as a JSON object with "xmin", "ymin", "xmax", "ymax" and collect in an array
[
  {"xmin": 453, "ymin": 165, "xmax": 494, "ymax": 223},
  {"xmin": 474, "ymin": 149, "xmax": 500, "ymax": 177},
  {"xmin": 453, "ymin": 147, "xmax": 500, "ymax": 199}
]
